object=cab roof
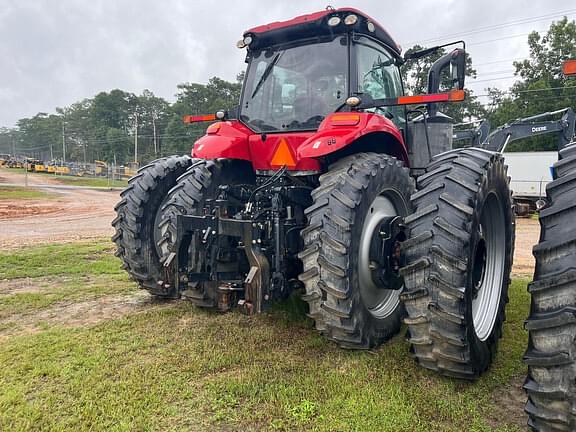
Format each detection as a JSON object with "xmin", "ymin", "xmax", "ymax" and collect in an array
[{"xmin": 243, "ymin": 7, "xmax": 402, "ymax": 57}]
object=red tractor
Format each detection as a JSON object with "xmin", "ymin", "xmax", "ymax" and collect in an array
[{"xmin": 113, "ymin": 8, "xmax": 514, "ymax": 381}]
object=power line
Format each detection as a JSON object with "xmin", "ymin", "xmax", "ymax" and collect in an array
[
  {"xmin": 408, "ymin": 9, "xmax": 576, "ymax": 46},
  {"xmin": 472, "ymin": 69, "xmax": 516, "ymax": 76},
  {"xmin": 473, "ymin": 85, "xmax": 576, "ymax": 98},
  {"xmin": 475, "ymin": 57, "xmax": 527, "ymax": 67},
  {"xmin": 469, "ymin": 76, "xmax": 518, "ymax": 84}
]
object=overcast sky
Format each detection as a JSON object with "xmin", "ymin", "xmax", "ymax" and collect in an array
[{"xmin": 1, "ymin": 0, "xmax": 574, "ymax": 128}]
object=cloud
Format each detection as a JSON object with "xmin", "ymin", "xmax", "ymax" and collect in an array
[{"xmin": 0, "ymin": 0, "xmax": 571, "ymax": 127}]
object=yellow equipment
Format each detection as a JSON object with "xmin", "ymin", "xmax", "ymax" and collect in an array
[
  {"xmin": 55, "ymin": 166, "xmax": 71, "ymax": 175},
  {"xmin": 95, "ymin": 160, "xmax": 108, "ymax": 176},
  {"xmin": 122, "ymin": 162, "xmax": 140, "ymax": 178}
]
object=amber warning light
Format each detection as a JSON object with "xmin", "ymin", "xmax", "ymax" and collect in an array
[
  {"xmin": 183, "ymin": 114, "xmax": 217, "ymax": 123},
  {"xmin": 563, "ymin": 60, "xmax": 576, "ymax": 77},
  {"xmin": 396, "ymin": 89, "xmax": 465, "ymax": 105}
]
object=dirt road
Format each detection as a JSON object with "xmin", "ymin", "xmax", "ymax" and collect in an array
[
  {"xmin": 0, "ymin": 168, "xmax": 119, "ymax": 249},
  {"xmin": 514, "ymin": 217, "xmax": 539, "ymax": 277}
]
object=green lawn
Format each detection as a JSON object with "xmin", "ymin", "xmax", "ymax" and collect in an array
[
  {"xmin": 48, "ymin": 175, "xmax": 127, "ymax": 188},
  {"xmin": 0, "ymin": 186, "xmax": 56, "ymax": 200},
  {"xmin": 1, "ymin": 168, "xmax": 127, "ymax": 188},
  {"xmin": 0, "ymin": 240, "xmax": 530, "ymax": 431}
]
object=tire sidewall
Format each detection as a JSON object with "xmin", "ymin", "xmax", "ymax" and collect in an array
[
  {"xmin": 347, "ymin": 159, "xmax": 413, "ymax": 342},
  {"xmin": 141, "ymin": 164, "xmax": 191, "ymax": 280},
  {"xmin": 465, "ymin": 157, "xmax": 514, "ymax": 372}
]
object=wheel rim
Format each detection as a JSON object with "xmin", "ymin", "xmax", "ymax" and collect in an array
[
  {"xmin": 358, "ymin": 194, "xmax": 403, "ymax": 319},
  {"xmin": 472, "ymin": 192, "xmax": 506, "ymax": 341}
]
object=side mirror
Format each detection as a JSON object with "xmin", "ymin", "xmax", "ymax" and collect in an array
[
  {"xmin": 428, "ymin": 48, "xmax": 466, "ymax": 94},
  {"xmin": 427, "ymin": 49, "xmax": 466, "ymax": 117}
]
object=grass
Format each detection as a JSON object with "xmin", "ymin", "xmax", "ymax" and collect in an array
[
  {"xmin": 0, "ymin": 239, "xmax": 531, "ymax": 431},
  {"xmin": 0, "ymin": 240, "xmax": 121, "ymax": 279},
  {"xmin": 0, "ymin": 274, "xmax": 134, "ymax": 319},
  {"xmin": 48, "ymin": 175, "xmax": 128, "ymax": 188},
  {"xmin": 1, "ymin": 167, "xmax": 127, "ymax": 188},
  {"xmin": 0, "ymin": 186, "xmax": 56, "ymax": 200}
]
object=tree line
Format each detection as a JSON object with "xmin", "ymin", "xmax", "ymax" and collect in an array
[
  {"xmin": 0, "ymin": 76, "xmax": 242, "ymax": 164},
  {"xmin": 0, "ymin": 17, "xmax": 574, "ymax": 164}
]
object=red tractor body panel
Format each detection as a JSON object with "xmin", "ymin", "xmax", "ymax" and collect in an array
[
  {"xmin": 192, "ymin": 121, "xmax": 252, "ymax": 161},
  {"xmin": 246, "ymin": 9, "xmax": 331, "ymax": 34},
  {"xmin": 192, "ymin": 121, "xmax": 321, "ymax": 171},
  {"xmin": 297, "ymin": 113, "xmax": 408, "ymax": 163},
  {"xmin": 192, "ymin": 113, "xmax": 408, "ymax": 170},
  {"xmin": 247, "ymin": 133, "xmax": 321, "ymax": 171}
]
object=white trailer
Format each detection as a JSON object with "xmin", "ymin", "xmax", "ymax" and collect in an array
[{"xmin": 503, "ymin": 151, "xmax": 556, "ymax": 200}]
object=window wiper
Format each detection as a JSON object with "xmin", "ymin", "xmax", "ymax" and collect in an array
[
  {"xmin": 251, "ymin": 52, "xmax": 282, "ymax": 99},
  {"xmin": 363, "ymin": 58, "xmax": 395, "ymax": 78}
]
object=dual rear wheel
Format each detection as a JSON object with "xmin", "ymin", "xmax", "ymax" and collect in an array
[
  {"xmin": 299, "ymin": 148, "xmax": 515, "ymax": 373},
  {"xmin": 112, "ymin": 150, "xmax": 514, "ymax": 380}
]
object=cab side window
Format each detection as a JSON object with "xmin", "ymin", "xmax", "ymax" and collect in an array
[{"xmin": 355, "ymin": 36, "xmax": 404, "ymax": 126}]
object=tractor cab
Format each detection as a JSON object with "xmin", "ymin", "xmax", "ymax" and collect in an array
[{"xmin": 238, "ymin": 8, "xmax": 404, "ymax": 133}]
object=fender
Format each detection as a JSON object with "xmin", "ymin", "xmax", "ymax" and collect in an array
[
  {"xmin": 297, "ymin": 112, "xmax": 408, "ymax": 163},
  {"xmin": 192, "ymin": 121, "xmax": 252, "ymax": 161}
]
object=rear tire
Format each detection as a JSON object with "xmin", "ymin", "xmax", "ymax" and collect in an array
[
  {"xmin": 112, "ymin": 155, "xmax": 193, "ymax": 298},
  {"xmin": 400, "ymin": 148, "xmax": 514, "ymax": 379},
  {"xmin": 299, "ymin": 153, "xmax": 414, "ymax": 349},
  {"xmin": 524, "ymin": 142, "xmax": 576, "ymax": 431}
]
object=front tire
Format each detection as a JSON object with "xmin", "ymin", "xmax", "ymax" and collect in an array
[
  {"xmin": 299, "ymin": 153, "xmax": 414, "ymax": 349},
  {"xmin": 524, "ymin": 143, "xmax": 576, "ymax": 431},
  {"xmin": 400, "ymin": 148, "xmax": 514, "ymax": 379}
]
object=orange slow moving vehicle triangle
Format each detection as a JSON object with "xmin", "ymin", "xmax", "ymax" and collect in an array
[{"xmin": 270, "ymin": 138, "xmax": 297, "ymax": 168}]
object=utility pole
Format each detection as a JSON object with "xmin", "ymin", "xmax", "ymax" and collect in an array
[
  {"xmin": 134, "ymin": 112, "xmax": 138, "ymax": 164},
  {"xmin": 61, "ymin": 115, "xmax": 66, "ymax": 163},
  {"xmin": 152, "ymin": 111, "xmax": 158, "ymax": 157}
]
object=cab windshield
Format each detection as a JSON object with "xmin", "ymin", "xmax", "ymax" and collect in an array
[{"xmin": 240, "ymin": 37, "xmax": 348, "ymax": 132}]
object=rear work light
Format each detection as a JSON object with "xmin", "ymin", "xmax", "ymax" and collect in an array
[
  {"xmin": 344, "ymin": 14, "xmax": 358, "ymax": 25},
  {"xmin": 236, "ymin": 35, "xmax": 253, "ymax": 49},
  {"xmin": 327, "ymin": 16, "xmax": 341, "ymax": 26}
]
